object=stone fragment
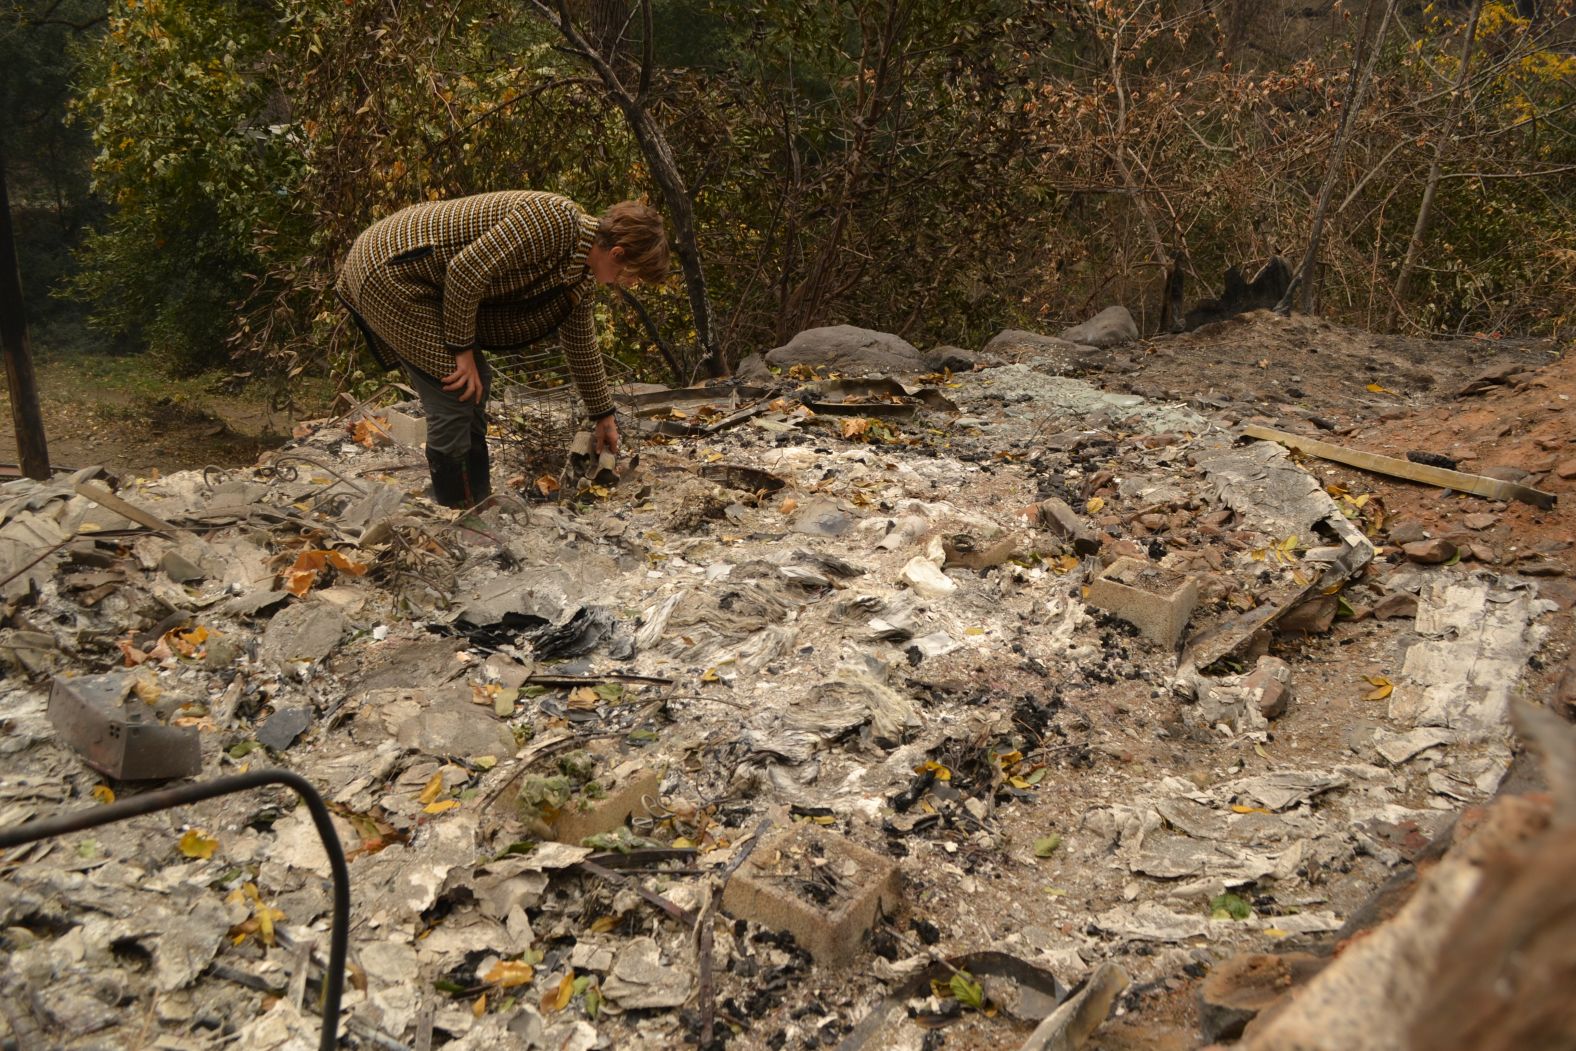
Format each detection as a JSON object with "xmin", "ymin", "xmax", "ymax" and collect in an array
[
  {"xmin": 159, "ymin": 550, "xmax": 206, "ymax": 584},
  {"xmin": 1243, "ymin": 656, "xmax": 1293, "ymax": 719},
  {"xmin": 1556, "ymin": 459, "xmax": 1576, "ymax": 480},
  {"xmin": 1403, "ymin": 538, "xmax": 1456, "ymax": 565},
  {"xmin": 1199, "ymin": 953, "xmax": 1324, "ymax": 1044},
  {"xmin": 257, "ymin": 707, "xmax": 311, "ymax": 752},
  {"xmin": 722, "ymin": 823, "xmax": 901, "ymax": 967},
  {"xmin": 764, "ymin": 325, "xmax": 930, "ymax": 376},
  {"xmin": 1370, "ymin": 591, "xmax": 1419, "ymax": 620},
  {"xmin": 258, "ymin": 602, "xmax": 347, "ymax": 665},
  {"xmin": 1276, "ymin": 594, "xmax": 1337, "ymax": 634},
  {"xmin": 1059, "ymin": 305, "xmax": 1139, "ymax": 348},
  {"xmin": 396, "ymin": 702, "xmax": 517, "ymax": 759},
  {"xmin": 601, "ymin": 937, "xmax": 692, "ymax": 1009},
  {"xmin": 1086, "ymin": 556, "xmax": 1199, "ymax": 649},
  {"xmin": 901, "ymin": 556, "xmax": 957, "ymax": 599},
  {"xmin": 1028, "ymin": 496, "xmax": 1101, "ymax": 556},
  {"xmin": 1387, "ymin": 520, "xmax": 1429, "ymax": 545}
]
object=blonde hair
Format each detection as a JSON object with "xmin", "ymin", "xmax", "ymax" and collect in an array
[{"xmin": 596, "ymin": 200, "xmax": 670, "ymax": 284}]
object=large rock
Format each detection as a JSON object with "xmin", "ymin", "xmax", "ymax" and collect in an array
[
  {"xmin": 980, "ymin": 329, "xmax": 1087, "ymax": 366},
  {"xmin": 1060, "ymin": 305, "xmax": 1139, "ymax": 348},
  {"xmin": 764, "ymin": 326, "xmax": 930, "ymax": 376},
  {"xmin": 733, "ymin": 352, "xmax": 774, "ymax": 385}
]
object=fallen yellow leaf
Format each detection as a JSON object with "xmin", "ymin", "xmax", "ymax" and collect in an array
[
  {"xmin": 543, "ymin": 972, "xmax": 575, "ymax": 1013},
  {"xmin": 1366, "ymin": 382, "xmax": 1392, "ymax": 394},
  {"xmin": 178, "ymin": 829, "xmax": 219, "ymax": 860},
  {"xmin": 1231, "ymin": 805, "xmax": 1271, "ymax": 815},
  {"xmin": 418, "ymin": 772, "xmax": 444, "ymax": 805},
  {"xmin": 472, "ymin": 993, "xmax": 487, "ymax": 1018},
  {"xmin": 484, "ymin": 960, "xmax": 536, "ymax": 989},
  {"xmin": 91, "ymin": 785, "xmax": 116, "ymax": 804},
  {"xmin": 779, "ymin": 497, "xmax": 798, "ymax": 515},
  {"xmin": 423, "ymin": 799, "xmax": 462, "ymax": 815},
  {"xmin": 1086, "ymin": 496, "xmax": 1105, "ymax": 514},
  {"xmin": 1364, "ymin": 674, "xmax": 1394, "ymax": 701}
]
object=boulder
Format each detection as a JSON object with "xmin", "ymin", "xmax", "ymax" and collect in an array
[
  {"xmin": 764, "ymin": 326, "xmax": 929, "ymax": 376},
  {"xmin": 1060, "ymin": 305, "xmax": 1139, "ymax": 348},
  {"xmin": 981, "ymin": 329, "xmax": 1088, "ymax": 365},
  {"xmin": 733, "ymin": 352, "xmax": 774, "ymax": 385},
  {"xmin": 924, "ymin": 345, "xmax": 977, "ymax": 373}
]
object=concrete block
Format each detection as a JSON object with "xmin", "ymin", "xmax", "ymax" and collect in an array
[
  {"xmin": 722, "ymin": 823, "xmax": 901, "ymax": 967},
  {"xmin": 383, "ymin": 407, "xmax": 427, "ymax": 448},
  {"xmin": 1087, "ymin": 556, "xmax": 1199, "ymax": 649},
  {"xmin": 516, "ymin": 758, "xmax": 661, "ymax": 845}
]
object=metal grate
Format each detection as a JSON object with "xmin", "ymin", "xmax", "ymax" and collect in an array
[{"xmin": 488, "ymin": 348, "xmax": 639, "ymax": 488}]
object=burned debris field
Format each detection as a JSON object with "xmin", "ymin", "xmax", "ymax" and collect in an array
[{"xmin": 3, "ymin": 311, "xmax": 1575, "ymax": 1050}]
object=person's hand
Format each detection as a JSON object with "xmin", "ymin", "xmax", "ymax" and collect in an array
[
  {"xmin": 441, "ymin": 350, "xmax": 484, "ymax": 404},
  {"xmin": 593, "ymin": 415, "xmax": 620, "ymax": 455}
]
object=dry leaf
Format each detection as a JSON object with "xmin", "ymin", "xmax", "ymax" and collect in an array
[
  {"xmin": 417, "ymin": 772, "xmax": 445, "ymax": 805},
  {"xmin": 1231, "ymin": 805, "xmax": 1271, "ymax": 814},
  {"xmin": 567, "ymin": 686, "xmax": 600, "ymax": 708},
  {"xmin": 1086, "ymin": 496, "xmax": 1105, "ymax": 514},
  {"xmin": 535, "ymin": 474, "xmax": 561, "ymax": 496},
  {"xmin": 351, "ymin": 417, "xmax": 391, "ymax": 448},
  {"xmin": 840, "ymin": 417, "xmax": 871, "ymax": 440},
  {"xmin": 178, "ymin": 829, "xmax": 219, "ymax": 860},
  {"xmin": 543, "ymin": 972, "xmax": 576, "ymax": 1013},
  {"xmin": 91, "ymin": 785, "xmax": 116, "ymax": 804},
  {"xmin": 779, "ymin": 497, "xmax": 798, "ymax": 515},
  {"xmin": 1364, "ymin": 674, "xmax": 1394, "ymax": 701},
  {"xmin": 423, "ymin": 799, "xmax": 462, "ymax": 815},
  {"xmin": 472, "ymin": 993, "xmax": 487, "ymax": 1018},
  {"xmin": 483, "ymin": 960, "xmax": 536, "ymax": 989},
  {"xmin": 1366, "ymin": 382, "xmax": 1393, "ymax": 394}
]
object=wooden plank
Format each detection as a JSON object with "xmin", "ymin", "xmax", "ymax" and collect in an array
[
  {"xmin": 1242, "ymin": 424, "xmax": 1556, "ymax": 510},
  {"xmin": 72, "ymin": 481, "xmax": 179, "ymax": 532}
]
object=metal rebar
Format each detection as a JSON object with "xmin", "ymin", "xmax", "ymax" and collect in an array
[{"xmin": 0, "ymin": 769, "xmax": 350, "ymax": 1051}]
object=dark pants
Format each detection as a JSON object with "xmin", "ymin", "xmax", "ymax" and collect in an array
[
  {"xmin": 401, "ymin": 355, "xmax": 492, "ymax": 458},
  {"xmin": 401, "ymin": 356, "xmax": 493, "ymax": 507}
]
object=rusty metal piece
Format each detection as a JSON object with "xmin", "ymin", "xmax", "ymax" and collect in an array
[{"xmin": 47, "ymin": 673, "xmax": 201, "ymax": 780}]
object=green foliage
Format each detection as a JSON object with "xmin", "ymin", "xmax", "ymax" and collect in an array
[
  {"xmin": 69, "ymin": 0, "xmax": 304, "ymax": 369},
  {"xmin": 60, "ymin": 0, "xmax": 1576, "ymax": 390}
]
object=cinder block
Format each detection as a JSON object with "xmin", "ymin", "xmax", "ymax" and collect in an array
[
  {"xmin": 516, "ymin": 759, "xmax": 661, "ymax": 845},
  {"xmin": 1087, "ymin": 556, "xmax": 1199, "ymax": 649},
  {"xmin": 722, "ymin": 823, "xmax": 901, "ymax": 967},
  {"xmin": 383, "ymin": 407, "xmax": 427, "ymax": 447}
]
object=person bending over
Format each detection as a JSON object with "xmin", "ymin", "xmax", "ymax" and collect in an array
[{"xmin": 337, "ymin": 191, "xmax": 668, "ymax": 507}]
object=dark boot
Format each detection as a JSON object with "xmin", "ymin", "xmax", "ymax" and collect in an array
[
  {"xmin": 426, "ymin": 448, "xmax": 471, "ymax": 508},
  {"xmin": 465, "ymin": 441, "xmax": 492, "ymax": 503}
]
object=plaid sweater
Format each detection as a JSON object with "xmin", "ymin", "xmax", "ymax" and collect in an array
[{"xmin": 336, "ymin": 191, "xmax": 614, "ymax": 419}]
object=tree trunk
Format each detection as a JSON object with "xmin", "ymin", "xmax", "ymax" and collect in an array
[
  {"xmin": 1279, "ymin": 0, "xmax": 1399, "ymax": 315},
  {"xmin": 534, "ymin": 0, "xmax": 726, "ymax": 381},
  {"xmin": 0, "ymin": 147, "xmax": 51, "ymax": 481},
  {"xmin": 1395, "ymin": 0, "xmax": 1483, "ymax": 304}
]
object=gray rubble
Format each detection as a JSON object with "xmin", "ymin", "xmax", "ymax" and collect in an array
[{"xmin": 0, "ymin": 322, "xmax": 1565, "ymax": 1050}]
